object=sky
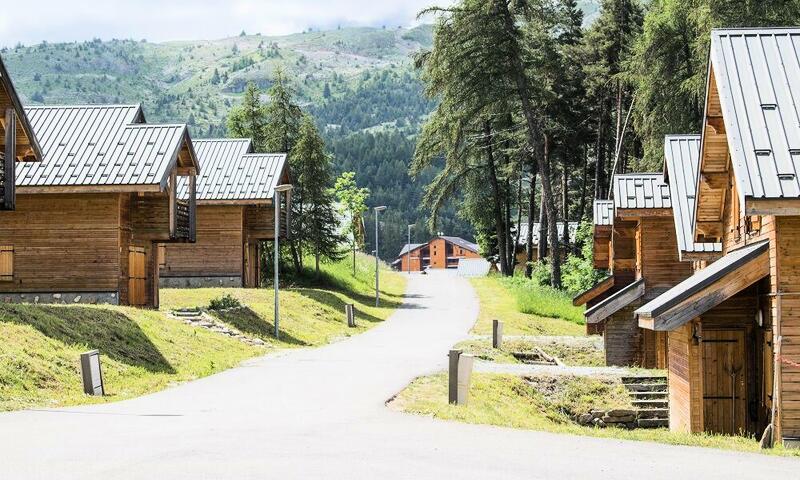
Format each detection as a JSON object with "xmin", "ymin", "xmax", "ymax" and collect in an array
[{"xmin": 0, "ymin": 0, "xmax": 448, "ymax": 47}]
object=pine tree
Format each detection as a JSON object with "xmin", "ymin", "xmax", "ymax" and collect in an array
[
  {"xmin": 226, "ymin": 82, "xmax": 268, "ymax": 151},
  {"xmin": 293, "ymin": 115, "xmax": 345, "ymax": 275}
]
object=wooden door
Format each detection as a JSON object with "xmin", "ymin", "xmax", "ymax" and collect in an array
[
  {"xmin": 244, "ymin": 242, "xmax": 259, "ymax": 287},
  {"xmin": 702, "ymin": 329, "xmax": 747, "ymax": 435},
  {"xmin": 128, "ymin": 246, "xmax": 146, "ymax": 306}
]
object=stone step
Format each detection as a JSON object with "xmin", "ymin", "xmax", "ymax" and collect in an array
[
  {"xmin": 173, "ymin": 310, "xmax": 202, "ymax": 317},
  {"xmin": 632, "ymin": 399, "xmax": 669, "ymax": 409},
  {"xmin": 624, "ymin": 383, "xmax": 668, "ymax": 392},
  {"xmin": 621, "ymin": 376, "xmax": 667, "ymax": 384},
  {"xmin": 628, "ymin": 391, "xmax": 669, "ymax": 400},
  {"xmin": 637, "ymin": 418, "xmax": 669, "ymax": 428},
  {"xmin": 636, "ymin": 408, "xmax": 669, "ymax": 419}
]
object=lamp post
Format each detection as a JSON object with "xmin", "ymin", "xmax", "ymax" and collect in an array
[
  {"xmin": 273, "ymin": 184, "xmax": 293, "ymax": 340},
  {"xmin": 407, "ymin": 224, "xmax": 414, "ymax": 275},
  {"xmin": 374, "ymin": 206, "xmax": 387, "ymax": 307}
]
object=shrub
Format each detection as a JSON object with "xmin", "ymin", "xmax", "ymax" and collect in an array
[{"xmin": 208, "ymin": 294, "xmax": 242, "ymax": 311}]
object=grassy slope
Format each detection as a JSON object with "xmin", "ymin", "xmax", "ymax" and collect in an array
[
  {"xmin": 161, "ymin": 253, "xmax": 406, "ymax": 348},
  {"xmin": 0, "ymin": 254, "xmax": 404, "ymax": 411},
  {"xmin": 454, "ymin": 337, "xmax": 605, "ymax": 367},
  {"xmin": 390, "ymin": 374, "xmax": 800, "ymax": 457},
  {"xmin": 469, "ymin": 276, "xmax": 584, "ymax": 336}
]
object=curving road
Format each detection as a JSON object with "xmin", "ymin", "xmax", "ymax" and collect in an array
[{"xmin": 1, "ymin": 271, "xmax": 797, "ymax": 479}]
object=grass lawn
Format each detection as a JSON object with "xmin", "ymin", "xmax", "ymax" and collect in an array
[
  {"xmin": 469, "ymin": 276, "xmax": 585, "ymax": 336},
  {"xmin": 0, "ymin": 253, "xmax": 405, "ymax": 411},
  {"xmin": 390, "ymin": 373, "xmax": 800, "ymax": 457},
  {"xmin": 455, "ymin": 336, "xmax": 605, "ymax": 366}
]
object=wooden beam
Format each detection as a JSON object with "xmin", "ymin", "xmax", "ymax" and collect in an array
[
  {"xmin": 701, "ymin": 172, "xmax": 728, "ymax": 190},
  {"xmin": 746, "ymin": 199, "xmax": 800, "ymax": 216},
  {"xmin": 585, "ymin": 280, "xmax": 645, "ymax": 324},
  {"xmin": 16, "ymin": 184, "xmax": 162, "ymax": 194},
  {"xmin": 696, "ymin": 221, "xmax": 722, "ymax": 239},
  {"xmin": 706, "ymin": 116, "xmax": 726, "ymax": 135},
  {"xmin": 573, "ymin": 276, "xmax": 614, "ymax": 306},
  {"xmin": 3, "ymin": 108, "xmax": 15, "ymax": 210},
  {"xmin": 681, "ymin": 251, "xmax": 723, "ymax": 262},
  {"xmin": 615, "ymin": 208, "xmax": 673, "ymax": 218}
]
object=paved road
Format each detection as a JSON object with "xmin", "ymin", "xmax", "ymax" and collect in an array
[{"xmin": 1, "ymin": 271, "xmax": 798, "ymax": 479}]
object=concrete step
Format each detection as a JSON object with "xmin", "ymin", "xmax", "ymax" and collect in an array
[
  {"xmin": 624, "ymin": 383, "xmax": 668, "ymax": 393},
  {"xmin": 637, "ymin": 418, "xmax": 669, "ymax": 428},
  {"xmin": 173, "ymin": 309, "xmax": 202, "ymax": 318},
  {"xmin": 632, "ymin": 399, "xmax": 668, "ymax": 409},
  {"xmin": 621, "ymin": 376, "xmax": 667, "ymax": 385},
  {"xmin": 636, "ymin": 408, "xmax": 669, "ymax": 419},
  {"xmin": 628, "ymin": 391, "xmax": 669, "ymax": 400}
]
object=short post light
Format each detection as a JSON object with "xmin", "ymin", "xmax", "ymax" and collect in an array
[
  {"xmin": 273, "ymin": 184, "xmax": 293, "ymax": 339},
  {"xmin": 374, "ymin": 205, "xmax": 387, "ymax": 307}
]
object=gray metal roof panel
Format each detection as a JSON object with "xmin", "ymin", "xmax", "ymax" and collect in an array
[
  {"xmin": 13, "ymin": 105, "xmax": 192, "ymax": 188},
  {"xmin": 635, "ymin": 240, "xmax": 769, "ymax": 319},
  {"xmin": 663, "ymin": 135, "xmax": 722, "ymax": 256},
  {"xmin": 517, "ymin": 222, "xmax": 579, "ymax": 244},
  {"xmin": 439, "ymin": 236, "xmax": 479, "ymax": 253},
  {"xmin": 398, "ymin": 243, "xmax": 425, "ymax": 256},
  {"xmin": 612, "ymin": 173, "xmax": 671, "ymax": 210},
  {"xmin": 181, "ymin": 138, "xmax": 286, "ymax": 201},
  {"xmin": 710, "ymin": 28, "xmax": 800, "ymax": 200},
  {"xmin": 593, "ymin": 200, "xmax": 613, "ymax": 226}
]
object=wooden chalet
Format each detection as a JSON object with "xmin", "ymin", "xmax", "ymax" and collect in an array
[
  {"xmin": 395, "ymin": 236, "xmax": 480, "ymax": 271},
  {"xmin": 0, "ymin": 105, "xmax": 199, "ymax": 308},
  {"xmin": 575, "ymin": 174, "xmax": 691, "ymax": 368},
  {"xmin": 514, "ymin": 221, "xmax": 578, "ymax": 268},
  {"xmin": 0, "ymin": 55, "xmax": 43, "ymax": 210},
  {"xmin": 159, "ymin": 139, "xmax": 289, "ymax": 288},
  {"xmin": 636, "ymin": 28, "xmax": 800, "ymax": 441}
]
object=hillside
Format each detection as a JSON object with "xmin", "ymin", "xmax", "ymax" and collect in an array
[{"xmin": 0, "ymin": 5, "xmax": 601, "ymax": 259}]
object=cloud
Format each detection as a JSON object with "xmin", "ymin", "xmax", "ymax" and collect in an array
[{"xmin": 0, "ymin": 0, "xmax": 449, "ymax": 47}]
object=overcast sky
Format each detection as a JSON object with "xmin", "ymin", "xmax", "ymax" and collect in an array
[{"xmin": 0, "ymin": 0, "xmax": 448, "ymax": 47}]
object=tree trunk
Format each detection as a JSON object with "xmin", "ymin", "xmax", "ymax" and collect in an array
[
  {"xmin": 525, "ymin": 169, "xmax": 537, "ymax": 279},
  {"xmin": 594, "ymin": 102, "xmax": 607, "ymax": 200},
  {"xmin": 506, "ymin": 179, "xmax": 515, "ymax": 274},
  {"xmin": 561, "ymin": 153, "xmax": 570, "ymax": 251},
  {"xmin": 484, "ymin": 121, "xmax": 509, "ymax": 276},
  {"xmin": 513, "ymin": 178, "xmax": 523, "ymax": 275},
  {"xmin": 578, "ymin": 145, "xmax": 589, "ymax": 222},
  {"xmin": 496, "ymin": 0, "xmax": 561, "ymax": 288},
  {"xmin": 538, "ymin": 138, "xmax": 549, "ymax": 262}
]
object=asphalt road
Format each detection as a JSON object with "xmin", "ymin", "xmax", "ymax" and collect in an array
[{"xmin": 1, "ymin": 271, "xmax": 798, "ymax": 479}]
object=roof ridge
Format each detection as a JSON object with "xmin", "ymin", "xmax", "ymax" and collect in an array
[
  {"xmin": 194, "ymin": 138, "xmax": 252, "ymax": 142},
  {"xmin": 712, "ymin": 26, "xmax": 800, "ymax": 33},
  {"xmin": 26, "ymin": 103, "xmax": 141, "ymax": 109},
  {"xmin": 125, "ymin": 123, "xmax": 187, "ymax": 129}
]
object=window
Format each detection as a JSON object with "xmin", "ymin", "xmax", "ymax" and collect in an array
[{"xmin": 0, "ymin": 246, "xmax": 13, "ymax": 281}]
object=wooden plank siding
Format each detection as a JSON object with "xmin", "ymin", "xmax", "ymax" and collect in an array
[
  {"xmin": 160, "ymin": 204, "xmax": 277, "ymax": 287},
  {"xmin": 0, "ymin": 191, "xmax": 176, "ymax": 308}
]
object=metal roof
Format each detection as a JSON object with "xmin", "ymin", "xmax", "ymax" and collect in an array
[
  {"xmin": 517, "ymin": 222, "xmax": 579, "ymax": 245},
  {"xmin": 635, "ymin": 241, "xmax": 769, "ymax": 326},
  {"xmin": 612, "ymin": 173, "xmax": 671, "ymax": 210},
  {"xmin": 438, "ymin": 236, "xmax": 479, "ymax": 253},
  {"xmin": 0, "ymin": 55, "xmax": 42, "ymax": 161},
  {"xmin": 593, "ymin": 200, "xmax": 613, "ymax": 226},
  {"xmin": 663, "ymin": 135, "xmax": 722, "ymax": 256},
  {"xmin": 398, "ymin": 243, "xmax": 425, "ymax": 256},
  {"xmin": 709, "ymin": 28, "xmax": 800, "ymax": 200},
  {"xmin": 177, "ymin": 139, "xmax": 286, "ymax": 202},
  {"xmin": 15, "ymin": 105, "xmax": 196, "ymax": 189}
]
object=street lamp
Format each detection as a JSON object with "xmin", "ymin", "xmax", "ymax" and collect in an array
[
  {"xmin": 407, "ymin": 224, "xmax": 414, "ymax": 275},
  {"xmin": 274, "ymin": 184, "xmax": 293, "ymax": 339},
  {"xmin": 374, "ymin": 205, "xmax": 387, "ymax": 307}
]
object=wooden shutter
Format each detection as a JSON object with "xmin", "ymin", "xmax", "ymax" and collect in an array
[
  {"xmin": 128, "ymin": 246, "xmax": 146, "ymax": 306},
  {"xmin": 0, "ymin": 246, "xmax": 13, "ymax": 281}
]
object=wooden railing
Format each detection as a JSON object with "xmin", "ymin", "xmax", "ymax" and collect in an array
[{"xmin": 175, "ymin": 199, "xmax": 192, "ymax": 240}]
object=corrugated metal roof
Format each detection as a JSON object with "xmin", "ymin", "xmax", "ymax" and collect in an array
[
  {"xmin": 593, "ymin": 200, "xmax": 613, "ymax": 226},
  {"xmin": 0, "ymin": 55, "xmax": 42, "ymax": 161},
  {"xmin": 177, "ymin": 138, "xmax": 288, "ymax": 202},
  {"xmin": 612, "ymin": 173, "xmax": 671, "ymax": 210},
  {"xmin": 517, "ymin": 222, "xmax": 579, "ymax": 245},
  {"xmin": 635, "ymin": 241, "xmax": 769, "ymax": 326},
  {"xmin": 398, "ymin": 243, "xmax": 425, "ymax": 256},
  {"xmin": 710, "ymin": 28, "xmax": 800, "ymax": 200},
  {"xmin": 439, "ymin": 236, "xmax": 479, "ymax": 253},
  {"xmin": 16, "ymin": 105, "xmax": 192, "ymax": 188},
  {"xmin": 663, "ymin": 135, "xmax": 722, "ymax": 256}
]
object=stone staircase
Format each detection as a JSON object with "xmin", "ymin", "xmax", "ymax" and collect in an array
[
  {"xmin": 621, "ymin": 376, "xmax": 669, "ymax": 428},
  {"xmin": 171, "ymin": 308, "xmax": 267, "ymax": 347}
]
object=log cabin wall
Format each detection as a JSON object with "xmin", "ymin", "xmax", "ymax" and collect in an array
[
  {"xmin": 667, "ymin": 322, "xmax": 703, "ymax": 432},
  {"xmin": 775, "ymin": 216, "xmax": 800, "ymax": 438},
  {"xmin": 160, "ymin": 205, "xmax": 246, "ymax": 287},
  {"xmin": 637, "ymin": 217, "xmax": 693, "ymax": 291},
  {"xmin": 0, "ymin": 193, "xmax": 125, "ymax": 304},
  {"xmin": 604, "ymin": 305, "xmax": 641, "ymax": 366}
]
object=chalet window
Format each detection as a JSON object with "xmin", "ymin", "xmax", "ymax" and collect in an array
[
  {"xmin": 0, "ymin": 246, "xmax": 13, "ymax": 281},
  {"xmin": 746, "ymin": 215, "xmax": 762, "ymax": 234}
]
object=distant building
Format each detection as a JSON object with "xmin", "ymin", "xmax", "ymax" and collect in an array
[
  {"xmin": 514, "ymin": 221, "xmax": 579, "ymax": 268},
  {"xmin": 394, "ymin": 236, "xmax": 481, "ymax": 271}
]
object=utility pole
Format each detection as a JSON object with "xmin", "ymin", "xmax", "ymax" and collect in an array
[
  {"xmin": 374, "ymin": 206, "xmax": 387, "ymax": 307},
  {"xmin": 273, "ymin": 184, "xmax": 293, "ymax": 339},
  {"xmin": 407, "ymin": 224, "xmax": 414, "ymax": 275}
]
